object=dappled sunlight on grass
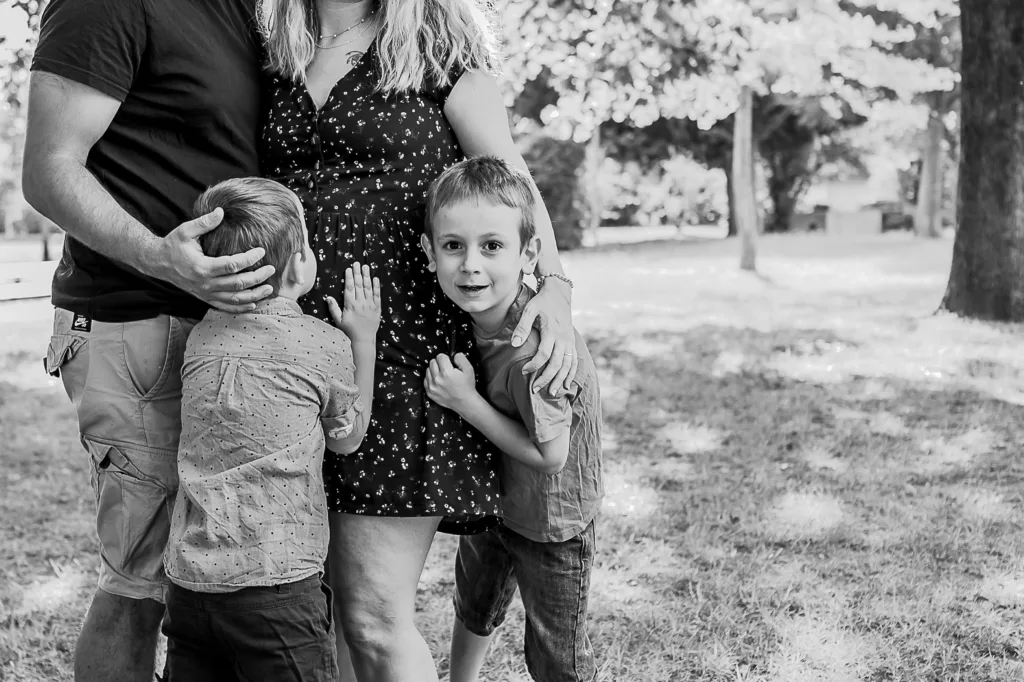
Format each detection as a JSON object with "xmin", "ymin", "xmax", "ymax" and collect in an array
[
  {"xmin": 657, "ymin": 422, "xmax": 724, "ymax": 455},
  {"xmin": 977, "ymin": 572, "xmax": 1024, "ymax": 608},
  {"xmin": 601, "ymin": 461, "xmax": 661, "ymax": 520},
  {"xmin": 710, "ymin": 350, "xmax": 747, "ymax": 377},
  {"xmin": 12, "ymin": 568, "xmax": 88, "ymax": 617},
  {"xmin": 766, "ymin": 492, "xmax": 846, "ymax": 541},
  {"xmin": 956, "ymin": 489, "xmax": 1016, "ymax": 523},
  {"xmin": 801, "ymin": 444, "xmax": 849, "ymax": 474},
  {"xmin": 763, "ymin": 614, "xmax": 880, "ymax": 682},
  {"xmin": 916, "ymin": 427, "xmax": 997, "ymax": 473},
  {"xmin": 5, "ymin": 233, "xmax": 1024, "ymax": 680}
]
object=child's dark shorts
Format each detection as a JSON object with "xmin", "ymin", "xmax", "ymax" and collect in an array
[
  {"xmin": 163, "ymin": 574, "xmax": 338, "ymax": 682},
  {"xmin": 453, "ymin": 519, "xmax": 597, "ymax": 682}
]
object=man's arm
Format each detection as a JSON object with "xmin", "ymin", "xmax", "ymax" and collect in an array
[{"xmin": 22, "ymin": 71, "xmax": 273, "ymax": 312}]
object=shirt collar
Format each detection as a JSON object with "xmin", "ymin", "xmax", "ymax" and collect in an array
[{"xmin": 252, "ymin": 296, "xmax": 304, "ymax": 317}]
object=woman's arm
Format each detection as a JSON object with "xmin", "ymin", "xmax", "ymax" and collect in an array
[{"xmin": 444, "ymin": 71, "xmax": 578, "ymax": 395}]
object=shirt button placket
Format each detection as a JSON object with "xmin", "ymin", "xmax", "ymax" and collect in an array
[{"xmin": 309, "ymin": 112, "xmax": 322, "ymax": 193}]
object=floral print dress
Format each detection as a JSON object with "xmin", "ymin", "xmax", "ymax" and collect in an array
[{"xmin": 261, "ymin": 42, "xmax": 500, "ymax": 529}]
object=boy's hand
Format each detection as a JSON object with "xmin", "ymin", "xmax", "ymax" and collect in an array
[
  {"xmin": 327, "ymin": 262, "xmax": 381, "ymax": 345},
  {"xmin": 424, "ymin": 353, "xmax": 477, "ymax": 412}
]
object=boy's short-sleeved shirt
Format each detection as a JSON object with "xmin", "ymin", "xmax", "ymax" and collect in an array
[
  {"xmin": 165, "ymin": 297, "xmax": 361, "ymax": 592},
  {"xmin": 473, "ymin": 285, "xmax": 603, "ymax": 543},
  {"xmin": 32, "ymin": 0, "xmax": 263, "ymax": 322}
]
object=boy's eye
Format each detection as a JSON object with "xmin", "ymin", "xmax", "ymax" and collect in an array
[
  {"xmin": 483, "ymin": 241, "xmax": 503, "ymax": 252},
  {"xmin": 442, "ymin": 241, "xmax": 462, "ymax": 251}
]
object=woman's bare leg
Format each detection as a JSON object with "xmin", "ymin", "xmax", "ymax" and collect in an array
[{"xmin": 328, "ymin": 513, "xmax": 441, "ymax": 682}]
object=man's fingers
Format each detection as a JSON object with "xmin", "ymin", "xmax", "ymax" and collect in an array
[
  {"xmin": 208, "ymin": 301, "xmax": 257, "ymax": 314},
  {"xmin": 205, "ymin": 284, "xmax": 274, "ymax": 307},
  {"xmin": 202, "ymin": 264, "xmax": 276, "ymax": 294},
  {"xmin": 178, "ymin": 208, "xmax": 224, "ymax": 240},
  {"xmin": 372, "ymin": 277, "xmax": 381, "ymax": 307},
  {"xmin": 205, "ymin": 248, "xmax": 268, "ymax": 279}
]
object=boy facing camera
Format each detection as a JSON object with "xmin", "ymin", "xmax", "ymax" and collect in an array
[
  {"xmin": 161, "ymin": 177, "xmax": 380, "ymax": 681},
  {"xmin": 420, "ymin": 157, "xmax": 603, "ymax": 682}
]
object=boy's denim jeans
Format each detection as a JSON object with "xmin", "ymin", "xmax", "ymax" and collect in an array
[
  {"xmin": 454, "ymin": 519, "xmax": 597, "ymax": 682},
  {"xmin": 163, "ymin": 575, "xmax": 338, "ymax": 682}
]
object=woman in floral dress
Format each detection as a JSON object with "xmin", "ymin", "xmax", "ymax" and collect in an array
[{"xmin": 259, "ymin": 0, "xmax": 578, "ymax": 679}]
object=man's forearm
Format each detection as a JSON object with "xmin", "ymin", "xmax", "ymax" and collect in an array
[{"xmin": 23, "ymin": 153, "xmax": 165, "ymax": 279}]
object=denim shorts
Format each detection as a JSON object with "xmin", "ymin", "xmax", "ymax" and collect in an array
[
  {"xmin": 453, "ymin": 519, "xmax": 597, "ymax": 682},
  {"xmin": 163, "ymin": 575, "xmax": 338, "ymax": 682},
  {"xmin": 45, "ymin": 309, "xmax": 195, "ymax": 602}
]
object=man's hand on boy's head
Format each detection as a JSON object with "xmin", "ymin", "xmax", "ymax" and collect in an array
[
  {"xmin": 157, "ymin": 208, "xmax": 275, "ymax": 313},
  {"xmin": 513, "ymin": 279, "xmax": 577, "ymax": 396},
  {"xmin": 327, "ymin": 262, "xmax": 381, "ymax": 345},
  {"xmin": 424, "ymin": 353, "xmax": 477, "ymax": 412}
]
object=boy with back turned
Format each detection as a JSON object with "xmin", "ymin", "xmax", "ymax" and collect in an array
[{"xmin": 161, "ymin": 177, "xmax": 380, "ymax": 681}]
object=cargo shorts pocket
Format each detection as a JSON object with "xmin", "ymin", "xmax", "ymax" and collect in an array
[
  {"xmin": 44, "ymin": 333, "xmax": 86, "ymax": 378},
  {"xmin": 85, "ymin": 438, "xmax": 178, "ymax": 582}
]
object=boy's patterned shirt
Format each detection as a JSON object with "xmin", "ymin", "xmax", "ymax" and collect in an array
[
  {"xmin": 473, "ymin": 285, "xmax": 604, "ymax": 543},
  {"xmin": 165, "ymin": 297, "xmax": 361, "ymax": 591}
]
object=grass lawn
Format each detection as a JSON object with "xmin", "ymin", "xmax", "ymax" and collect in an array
[{"xmin": 2, "ymin": 232, "xmax": 1023, "ymax": 681}]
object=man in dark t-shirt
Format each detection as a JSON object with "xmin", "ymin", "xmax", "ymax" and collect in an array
[{"xmin": 23, "ymin": 1, "xmax": 273, "ymax": 679}]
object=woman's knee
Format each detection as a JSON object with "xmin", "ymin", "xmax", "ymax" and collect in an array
[{"xmin": 338, "ymin": 601, "xmax": 408, "ymax": 656}]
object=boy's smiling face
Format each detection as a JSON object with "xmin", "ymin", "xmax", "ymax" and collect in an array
[{"xmin": 421, "ymin": 198, "xmax": 539, "ymax": 333}]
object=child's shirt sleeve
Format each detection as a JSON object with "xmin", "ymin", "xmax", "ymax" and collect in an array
[
  {"xmin": 506, "ymin": 358, "xmax": 575, "ymax": 444},
  {"xmin": 320, "ymin": 341, "xmax": 362, "ymax": 441}
]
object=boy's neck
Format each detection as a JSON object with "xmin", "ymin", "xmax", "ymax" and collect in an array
[
  {"xmin": 470, "ymin": 284, "xmax": 526, "ymax": 337},
  {"xmin": 276, "ymin": 285, "xmax": 305, "ymax": 302}
]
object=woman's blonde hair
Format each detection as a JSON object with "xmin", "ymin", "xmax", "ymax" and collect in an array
[{"xmin": 258, "ymin": 0, "xmax": 502, "ymax": 94}]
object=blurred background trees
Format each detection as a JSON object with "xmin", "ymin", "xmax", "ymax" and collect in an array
[{"xmin": 5, "ymin": 0, "xmax": 1021, "ymax": 320}]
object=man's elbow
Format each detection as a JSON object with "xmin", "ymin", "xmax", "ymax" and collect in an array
[{"xmin": 21, "ymin": 156, "xmax": 46, "ymax": 213}]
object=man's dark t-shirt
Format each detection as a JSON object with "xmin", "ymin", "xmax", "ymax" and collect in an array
[{"xmin": 32, "ymin": 0, "xmax": 263, "ymax": 322}]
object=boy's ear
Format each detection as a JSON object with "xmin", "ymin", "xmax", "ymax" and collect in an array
[
  {"xmin": 521, "ymin": 235, "xmax": 541, "ymax": 276},
  {"xmin": 420, "ymin": 233, "xmax": 437, "ymax": 272},
  {"xmin": 284, "ymin": 251, "xmax": 306, "ymax": 286}
]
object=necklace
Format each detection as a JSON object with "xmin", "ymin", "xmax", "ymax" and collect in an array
[
  {"xmin": 317, "ymin": 9, "xmax": 373, "ymax": 44},
  {"xmin": 316, "ymin": 12, "xmax": 375, "ymax": 50}
]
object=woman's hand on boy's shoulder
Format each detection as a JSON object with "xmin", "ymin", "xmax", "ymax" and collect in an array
[
  {"xmin": 424, "ymin": 353, "xmax": 477, "ymax": 413},
  {"xmin": 513, "ymin": 279, "xmax": 577, "ymax": 396}
]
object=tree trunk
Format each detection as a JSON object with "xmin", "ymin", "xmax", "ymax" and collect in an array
[
  {"xmin": 915, "ymin": 111, "xmax": 945, "ymax": 238},
  {"xmin": 725, "ymin": 158, "xmax": 737, "ymax": 237},
  {"xmin": 942, "ymin": 0, "xmax": 1024, "ymax": 321},
  {"xmin": 41, "ymin": 220, "xmax": 52, "ymax": 261},
  {"xmin": 582, "ymin": 128, "xmax": 603, "ymax": 244},
  {"xmin": 733, "ymin": 86, "xmax": 757, "ymax": 271}
]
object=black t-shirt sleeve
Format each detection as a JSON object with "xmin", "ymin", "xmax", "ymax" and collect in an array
[{"xmin": 31, "ymin": 0, "xmax": 147, "ymax": 102}]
